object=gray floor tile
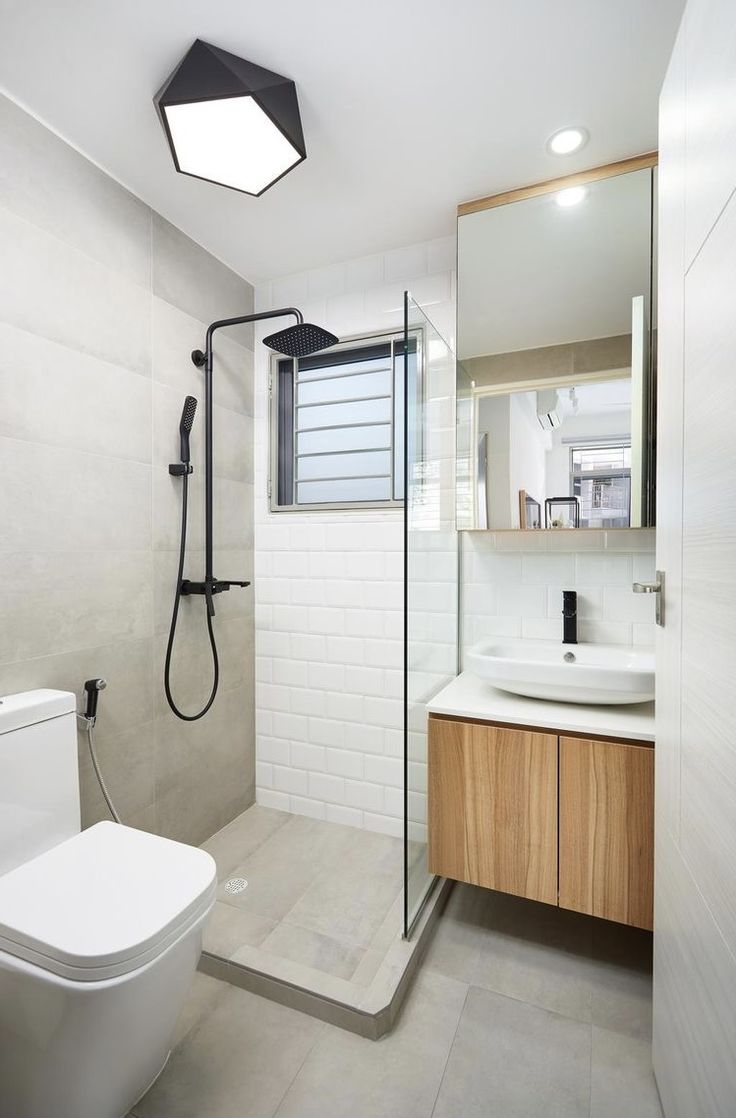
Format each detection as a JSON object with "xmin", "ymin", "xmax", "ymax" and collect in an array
[
  {"xmin": 260, "ymin": 920, "xmax": 366, "ymax": 980},
  {"xmin": 433, "ymin": 986, "xmax": 591, "ymax": 1118},
  {"xmin": 422, "ymin": 883, "xmax": 491, "ymax": 983},
  {"xmin": 212, "ymin": 855, "xmax": 315, "ymax": 926},
  {"xmin": 135, "ymin": 984, "xmax": 325, "ymax": 1118},
  {"xmin": 470, "ymin": 890, "xmax": 595, "ymax": 1022},
  {"xmin": 170, "ymin": 973, "xmax": 230, "ymax": 1048},
  {"xmin": 273, "ymin": 970, "xmax": 468, "ymax": 1118},
  {"xmin": 195, "ymin": 807, "xmax": 437, "ymax": 1022},
  {"xmin": 203, "ymin": 901, "xmax": 277, "ymax": 956},
  {"xmin": 216, "ymin": 814, "xmax": 358, "ymax": 923},
  {"xmin": 285, "ymin": 864, "xmax": 401, "ymax": 950},
  {"xmin": 132, "ymin": 887, "xmax": 658, "ymax": 1118},
  {"xmin": 201, "ymin": 805, "xmax": 289, "ymax": 879},
  {"xmin": 589, "ymin": 920, "xmax": 653, "ymax": 1039},
  {"xmin": 590, "ymin": 1027, "xmax": 663, "ymax": 1117}
]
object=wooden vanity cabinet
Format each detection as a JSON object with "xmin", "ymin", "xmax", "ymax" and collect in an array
[
  {"xmin": 428, "ymin": 719, "xmax": 558, "ymax": 905},
  {"xmin": 559, "ymin": 735, "xmax": 654, "ymax": 929},
  {"xmin": 428, "ymin": 715, "xmax": 654, "ymax": 930}
]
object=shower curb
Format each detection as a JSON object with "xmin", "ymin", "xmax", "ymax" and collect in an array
[{"xmin": 198, "ymin": 876, "xmax": 452, "ymax": 1039}]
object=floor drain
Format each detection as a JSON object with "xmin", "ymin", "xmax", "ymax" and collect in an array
[{"xmin": 224, "ymin": 877, "xmax": 248, "ymax": 896}]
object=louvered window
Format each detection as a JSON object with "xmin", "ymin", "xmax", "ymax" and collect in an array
[{"xmin": 271, "ymin": 332, "xmax": 417, "ymax": 509}]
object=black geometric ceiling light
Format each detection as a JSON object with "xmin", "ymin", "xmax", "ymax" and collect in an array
[{"xmin": 154, "ymin": 39, "xmax": 306, "ymax": 196}]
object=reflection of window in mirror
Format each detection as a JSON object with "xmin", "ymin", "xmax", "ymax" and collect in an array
[{"xmin": 475, "ymin": 373, "xmax": 635, "ymax": 530}]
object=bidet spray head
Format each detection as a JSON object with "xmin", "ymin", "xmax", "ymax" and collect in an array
[
  {"xmin": 83, "ymin": 678, "xmax": 107, "ymax": 723},
  {"xmin": 179, "ymin": 395, "xmax": 197, "ymax": 465}
]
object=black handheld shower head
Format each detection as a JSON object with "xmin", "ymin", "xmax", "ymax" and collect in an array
[
  {"xmin": 179, "ymin": 395, "xmax": 198, "ymax": 464},
  {"xmin": 263, "ymin": 322, "xmax": 339, "ymax": 358}
]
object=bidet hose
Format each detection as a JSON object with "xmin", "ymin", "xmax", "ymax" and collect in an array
[
  {"xmin": 164, "ymin": 472, "xmax": 220, "ymax": 720},
  {"xmin": 84, "ymin": 720, "xmax": 122, "ymax": 825}
]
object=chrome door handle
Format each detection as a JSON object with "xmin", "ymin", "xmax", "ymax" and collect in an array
[{"xmin": 632, "ymin": 570, "xmax": 665, "ymax": 627}]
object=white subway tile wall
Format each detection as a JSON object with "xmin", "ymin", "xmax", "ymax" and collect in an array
[
  {"xmin": 253, "ymin": 236, "xmax": 456, "ymax": 836},
  {"xmin": 253, "ymin": 241, "xmax": 656, "ymax": 837},
  {"xmin": 461, "ymin": 530, "xmax": 657, "ymax": 656}
]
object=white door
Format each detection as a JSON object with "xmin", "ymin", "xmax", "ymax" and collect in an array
[{"xmin": 654, "ymin": 2, "xmax": 736, "ymax": 1114}]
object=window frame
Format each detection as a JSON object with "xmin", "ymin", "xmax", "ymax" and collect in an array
[
  {"xmin": 268, "ymin": 326, "xmax": 423, "ymax": 513},
  {"xmin": 568, "ymin": 439, "xmax": 633, "ymax": 527}
]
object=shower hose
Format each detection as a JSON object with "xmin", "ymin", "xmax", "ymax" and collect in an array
[
  {"xmin": 83, "ymin": 719, "xmax": 122, "ymax": 824},
  {"xmin": 163, "ymin": 472, "xmax": 220, "ymax": 721}
]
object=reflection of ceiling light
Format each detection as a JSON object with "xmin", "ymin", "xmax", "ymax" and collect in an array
[
  {"xmin": 555, "ymin": 186, "xmax": 588, "ymax": 208},
  {"xmin": 547, "ymin": 127, "xmax": 588, "ymax": 155},
  {"xmin": 155, "ymin": 39, "xmax": 306, "ymax": 196}
]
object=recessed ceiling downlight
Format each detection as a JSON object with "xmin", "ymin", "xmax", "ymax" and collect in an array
[
  {"xmin": 547, "ymin": 127, "xmax": 588, "ymax": 156},
  {"xmin": 155, "ymin": 39, "xmax": 306, "ymax": 196},
  {"xmin": 555, "ymin": 185, "xmax": 588, "ymax": 208}
]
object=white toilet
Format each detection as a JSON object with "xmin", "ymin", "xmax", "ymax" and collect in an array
[{"xmin": 0, "ymin": 689, "xmax": 217, "ymax": 1118}]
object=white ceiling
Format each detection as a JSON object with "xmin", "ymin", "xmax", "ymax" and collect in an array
[
  {"xmin": 0, "ymin": 0, "xmax": 684, "ymax": 283},
  {"xmin": 571, "ymin": 379, "xmax": 632, "ymax": 415},
  {"xmin": 458, "ymin": 168, "xmax": 653, "ymax": 357}
]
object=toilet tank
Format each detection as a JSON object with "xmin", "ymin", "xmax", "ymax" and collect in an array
[{"xmin": 0, "ymin": 690, "xmax": 80, "ymax": 877}]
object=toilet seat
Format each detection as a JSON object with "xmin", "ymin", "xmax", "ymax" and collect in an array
[{"xmin": 0, "ymin": 821, "xmax": 216, "ymax": 982}]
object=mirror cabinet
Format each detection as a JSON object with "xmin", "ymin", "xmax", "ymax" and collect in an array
[{"xmin": 456, "ymin": 154, "xmax": 658, "ymax": 532}]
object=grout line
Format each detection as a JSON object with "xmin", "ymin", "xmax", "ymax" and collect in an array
[
  {"xmin": 588, "ymin": 1019, "xmax": 594, "ymax": 1117},
  {"xmin": 428, "ymin": 983, "xmax": 471, "ymax": 1117},
  {"xmin": 270, "ymin": 1020, "xmax": 330, "ymax": 1118},
  {"xmin": 461, "ymin": 970, "xmax": 597, "ymax": 1029}
]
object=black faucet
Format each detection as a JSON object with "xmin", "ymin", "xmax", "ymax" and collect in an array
[{"xmin": 562, "ymin": 590, "xmax": 578, "ymax": 645}]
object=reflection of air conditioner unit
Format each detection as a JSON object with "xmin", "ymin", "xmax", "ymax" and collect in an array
[{"xmin": 536, "ymin": 389, "xmax": 561, "ymax": 430}]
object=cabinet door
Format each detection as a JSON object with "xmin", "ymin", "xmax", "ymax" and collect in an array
[
  {"xmin": 428, "ymin": 717, "xmax": 558, "ymax": 905},
  {"xmin": 559, "ymin": 736, "xmax": 654, "ymax": 929}
]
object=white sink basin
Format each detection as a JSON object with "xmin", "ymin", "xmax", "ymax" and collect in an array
[{"xmin": 465, "ymin": 639, "xmax": 655, "ymax": 705}]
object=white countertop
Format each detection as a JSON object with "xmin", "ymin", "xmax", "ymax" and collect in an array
[{"xmin": 427, "ymin": 672, "xmax": 655, "ymax": 742}]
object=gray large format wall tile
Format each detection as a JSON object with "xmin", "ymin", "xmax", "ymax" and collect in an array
[
  {"xmin": 0, "ymin": 550, "xmax": 154, "ymax": 662},
  {"xmin": 152, "ymin": 215, "xmax": 254, "ymax": 344},
  {"xmin": 0, "ymin": 95, "xmax": 152, "ymax": 288},
  {"xmin": 151, "ymin": 297, "xmax": 254, "ymax": 416},
  {"xmin": 0, "ymin": 93, "xmax": 255, "ymax": 843},
  {"xmin": 0, "ymin": 324, "xmax": 152, "ymax": 462},
  {"xmin": 0, "ymin": 207, "xmax": 152, "ymax": 376},
  {"xmin": 0, "ymin": 438, "xmax": 151, "ymax": 551}
]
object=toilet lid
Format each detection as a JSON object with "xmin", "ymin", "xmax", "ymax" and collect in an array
[{"xmin": 0, "ymin": 822, "xmax": 216, "ymax": 981}]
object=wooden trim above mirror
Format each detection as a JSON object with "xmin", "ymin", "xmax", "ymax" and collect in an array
[{"xmin": 457, "ymin": 151, "xmax": 658, "ymax": 217}]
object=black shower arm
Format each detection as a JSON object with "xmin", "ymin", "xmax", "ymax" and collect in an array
[
  {"xmin": 192, "ymin": 307, "xmax": 303, "ymax": 601},
  {"xmin": 193, "ymin": 308, "xmax": 304, "ymax": 370}
]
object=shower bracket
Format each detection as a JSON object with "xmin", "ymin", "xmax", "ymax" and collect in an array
[{"xmin": 180, "ymin": 576, "xmax": 251, "ymax": 617}]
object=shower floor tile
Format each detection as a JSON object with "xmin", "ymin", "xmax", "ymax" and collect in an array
[{"xmin": 199, "ymin": 805, "xmax": 433, "ymax": 1025}]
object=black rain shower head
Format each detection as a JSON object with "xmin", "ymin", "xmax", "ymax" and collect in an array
[
  {"xmin": 263, "ymin": 322, "xmax": 339, "ymax": 358},
  {"xmin": 179, "ymin": 395, "xmax": 197, "ymax": 464}
]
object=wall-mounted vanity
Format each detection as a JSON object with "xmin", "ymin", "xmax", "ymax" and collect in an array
[
  {"xmin": 426, "ymin": 676, "xmax": 654, "ymax": 930},
  {"xmin": 456, "ymin": 153, "xmax": 658, "ymax": 533},
  {"xmin": 427, "ymin": 156, "xmax": 659, "ymax": 931}
]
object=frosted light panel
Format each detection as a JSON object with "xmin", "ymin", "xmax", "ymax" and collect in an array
[{"xmin": 164, "ymin": 96, "xmax": 302, "ymax": 194}]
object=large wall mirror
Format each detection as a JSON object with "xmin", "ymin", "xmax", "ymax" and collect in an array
[{"xmin": 456, "ymin": 155, "xmax": 657, "ymax": 531}]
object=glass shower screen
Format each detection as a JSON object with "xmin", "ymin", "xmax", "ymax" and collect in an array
[{"xmin": 403, "ymin": 293, "xmax": 460, "ymax": 935}]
